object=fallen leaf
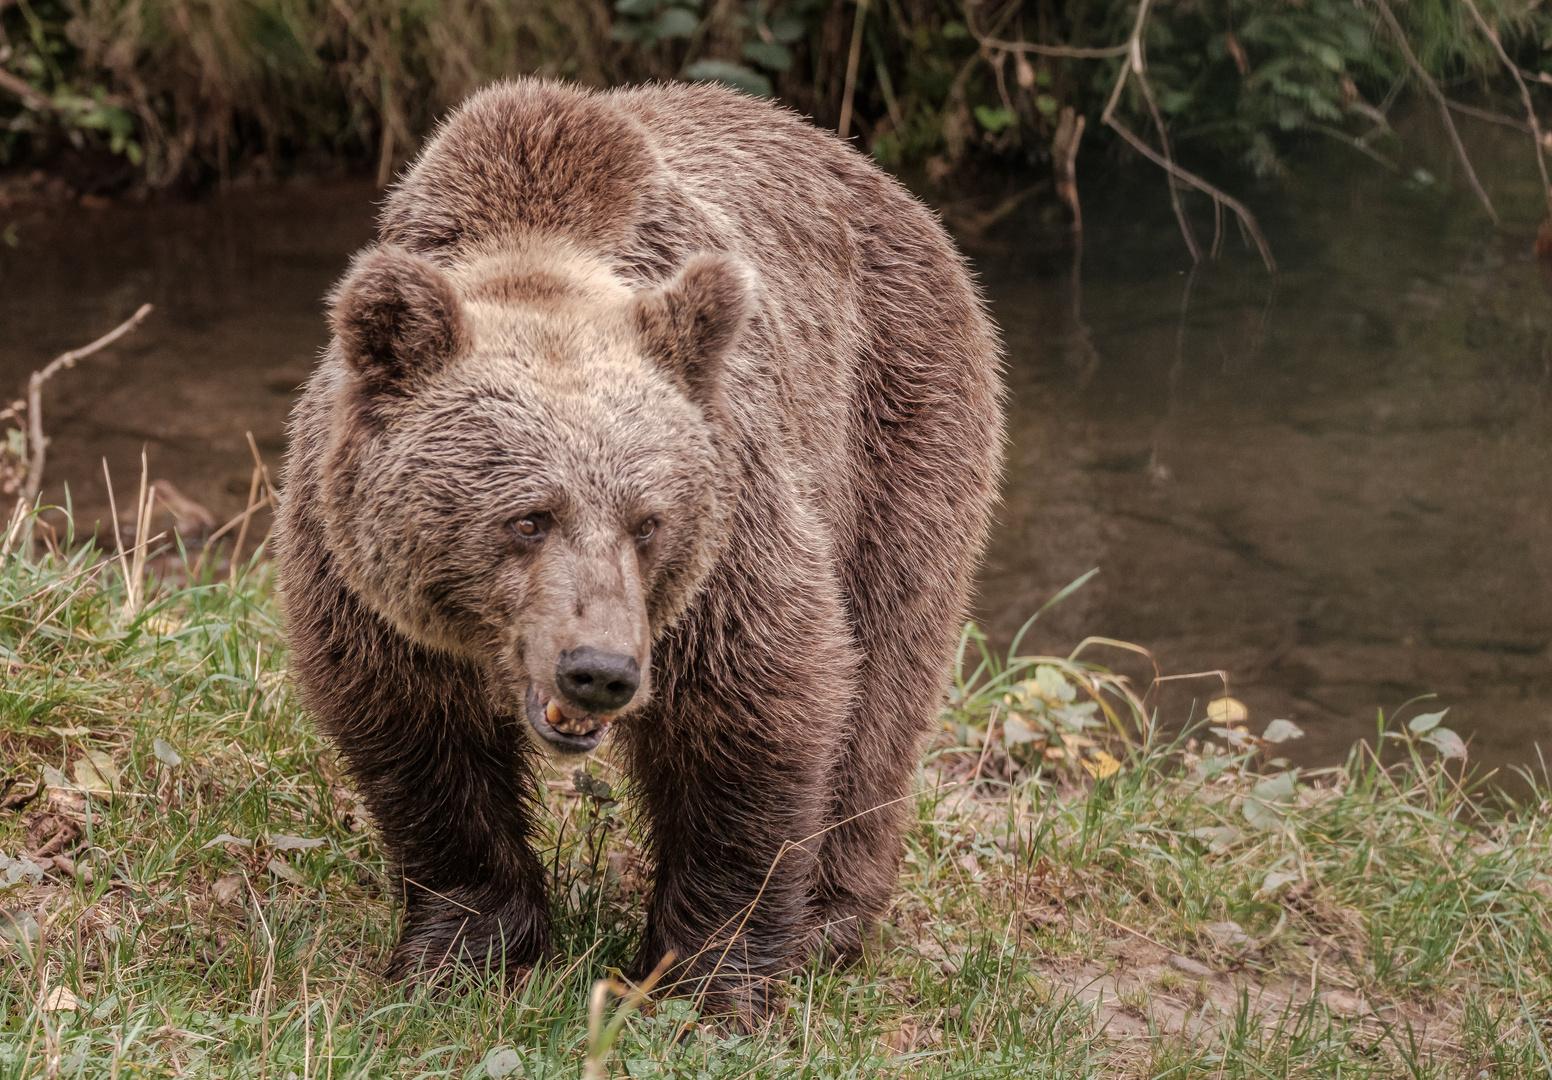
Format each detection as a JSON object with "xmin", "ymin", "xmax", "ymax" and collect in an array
[
  {"xmin": 152, "ymin": 738, "xmax": 182, "ymax": 767},
  {"xmin": 72, "ymin": 751, "xmax": 117, "ymax": 795},
  {"xmin": 0, "ymin": 909, "xmax": 39, "ymax": 952},
  {"xmin": 1206, "ymin": 697, "xmax": 1248, "ymax": 724},
  {"xmin": 0, "ymin": 852, "xmax": 47, "ymax": 887},
  {"xmin": 1256, "ymin": 869, "xmax": 1302, "ymax": 900},
  {"xmin": 1261, "ymin": 719, "xmax": 1304, "ymax": 744},
  {"xmin": 1082, "ymin": 749, "xmax": 1122, "ymax": 780},
  {"xmin": 266, "ymin": 858, "xmax": 304, "ymax": 885},
  {"xmin": 211, "ymin": 874, "xmax": 245, "ymax": 904},
  {"xmin": 42, "ymin": 986, "xmax": 77, "ymax": 1012},
  {"xmin": 483, "ymin": 1047, "xmax": 524, "ymax": 1079},
  {"xmin": 268, "ymin": 834, "xmax": 324, "ymax": 851},
  {"xmin": 1188, "ymin": 825, "xmax": 1243, "ymax": 854},
  {"xmin": 201, "ymin": 833, "xmax": 253, "ymax": 850},
  {"xmin": 47, "ymin": 727, "xmax": 91, "ymax": 738}
]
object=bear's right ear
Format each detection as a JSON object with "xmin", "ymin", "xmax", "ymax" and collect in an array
[
  {"xmin": 631, "ymin": 253, "xmax": 752, "ymax": 408},
  {"xmin": 329, "ymin": 245, "xmax": 469, "ymax": 395}
]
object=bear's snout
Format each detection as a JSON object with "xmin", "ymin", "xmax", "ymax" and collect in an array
[{"xmin": 555, "ymin": 647, "xmax": 640, "ymax": 713}]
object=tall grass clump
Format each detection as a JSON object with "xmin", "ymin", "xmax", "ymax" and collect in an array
[
  {"xmin": 3, "ymin": 1, "xmax": 1550, "ymax": 192},
  {"xmin": 0, "ymin": 545, "xmax": 1549, "ymax": 1077}
]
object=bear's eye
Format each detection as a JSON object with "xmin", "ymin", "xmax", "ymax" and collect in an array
[
  {"xmin": 634, "ymin": 518, "xmax": 657, "ymax": 543},
  {"xmin": 510, "ymin": 512, "xmax": 553, "ymax": 544}
]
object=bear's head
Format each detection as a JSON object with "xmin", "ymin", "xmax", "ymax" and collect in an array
[{"xmin": 318, "ymin": 242, "xmax": 750, "ymax": 755}]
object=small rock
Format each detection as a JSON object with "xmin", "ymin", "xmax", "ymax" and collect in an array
[
  {"xmin": 1169, "ymin": 955, "xmax": 1213, "ymax": 978},
  {"xmin": 1204, "ymin": 920, "xmax": 1251, "ymax": 949},
  {"xmin": 1321, "ymin": 989, "xmax": 1369, "ymax": 1016}
]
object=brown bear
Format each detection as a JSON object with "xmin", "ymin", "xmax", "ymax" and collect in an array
[{"xmin": 276, "ymin": 78, "xmax": 1002, "ymax": 1022}]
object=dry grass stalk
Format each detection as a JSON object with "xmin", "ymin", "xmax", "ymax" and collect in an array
[{"xmin": 583, "ymin": 951, "xmax": 675, "ymax": 1080}]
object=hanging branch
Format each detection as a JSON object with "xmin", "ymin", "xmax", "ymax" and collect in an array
[
  {"xmin": 975, "ymin": 39, "xmax": 1129, "ymax": 60},
  {"xmin": 963, "ymin": 0, "xmax": 1275, "ymax": 271},
  {"xmin": 1370, "ymin": 0, "xmax": 1498, "ymax": 224},
  {"xmin": 1459, "ymin": 0, "xmax": 1552, "ymax": 219},
  {"xmin": 23, "ymin": 304, "xmax": 154, "ymax": 508},
  {"xmin": 1099, "ymin": 0, "xmax": 1276, "ymax": 272}
]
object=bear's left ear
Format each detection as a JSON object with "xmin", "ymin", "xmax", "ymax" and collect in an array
[
  {"xmin": 329, "ymin": 244, "xmax": 469, "ymax": 396},
  {"xmin": 631, "ymin": 253, "xmax": 752, "ymax": 406}
]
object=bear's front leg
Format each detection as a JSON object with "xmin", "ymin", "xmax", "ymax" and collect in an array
[
  {"xmin": 287, "ymin": 574, "xmax": 552, "ymax": 984},
  {"xmin": 372, "ymin": 713, "xmax": 553, "ymax": 984},
  {"xmin": 617, "ymin": 571, "xmax": 857, "ymax": 1026}
]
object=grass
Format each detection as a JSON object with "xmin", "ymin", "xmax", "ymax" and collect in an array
[{"xmin": 0, "ymin": 542, "xmax": 1550, "ymax": 1078}]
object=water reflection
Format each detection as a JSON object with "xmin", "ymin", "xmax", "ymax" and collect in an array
[
  {"xmin": 1, "ymin": 124, "xmax": 1548, "ymax": 780},
  {"xmin": 973, "ymin": 124, "xmax": 1552, "ymax": 781}
]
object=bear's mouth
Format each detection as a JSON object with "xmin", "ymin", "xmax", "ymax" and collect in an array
[{"xmin": 523, "ymin": 682, "xmax": 612, "ymax": 754}]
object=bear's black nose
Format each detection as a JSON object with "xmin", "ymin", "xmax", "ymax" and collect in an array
[{"xmin": 555, "ymin": 648, "xmax": 640, "ymax": 713}]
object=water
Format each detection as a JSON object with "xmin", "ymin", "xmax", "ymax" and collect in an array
[{"xmin": 2, "ymin": 117, "xmax": 1548, "ymax": 780}]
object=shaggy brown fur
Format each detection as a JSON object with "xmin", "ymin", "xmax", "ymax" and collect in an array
[{"xmin": 276, "ymin": 78, "xmax": 1003, "ymax": 1023}]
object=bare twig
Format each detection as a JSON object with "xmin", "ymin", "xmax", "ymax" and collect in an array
[
  {"xmin": 1445, "ymin": 99, "xmax": 1532, "ymax": 134},
  {"xmin": 24, "ymin": 304, "xmax": 154, "ymax": 508},
  {"xmin": 1100, "ymin": 0, "xmax": 1275, "ymax": 272},
  {"xmin": 1053, "ymin": 106, "xmax": 1086, "ymax": 233},
  {"xmin": 1370, "ymin": 0, "xmax": 1499, "ymax": 224},
  {"xmin": 1459, "ymin": 0, "xmax": 1552, "ymax": 217},
  {"xmin": 977, "ymin": 38, "xmax": 1129, "ymax": 59},
  {"xmin": 837, "ymin": 0, "xmax": 869, "ymax": 141},
  {"xmin": 1132, "ymin": 36, "xmax": 1202, "ymax": 263},
  {"xmin": 0, "ymin": 69, "xmax": 50, "ymax": 112}
]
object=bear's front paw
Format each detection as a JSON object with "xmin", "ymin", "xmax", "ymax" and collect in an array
[
  {"xmin": 630, "ymin": 947, "xmax": 784, "ymax": 1032},
  {"xmin": 806, "ymin": 904, "xmax": 873, "ymax": 968},
  {"xmin": 388, "ymin": 895, "xmax": 549, "ymax": 986}
]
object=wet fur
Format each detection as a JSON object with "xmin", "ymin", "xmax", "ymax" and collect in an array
[{"xmin": 276, "ymin": 79, "xmax": 1003, "ymax": 1022}]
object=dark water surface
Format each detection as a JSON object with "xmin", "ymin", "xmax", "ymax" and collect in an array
[{"xmin": 2, "ymin": 120, "xmax": 1549, "ymax": 780}]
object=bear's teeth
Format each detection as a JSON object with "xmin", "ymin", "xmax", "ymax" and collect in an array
[{"xmin": 545, "ymin": 700, "xmax": 564, "ymax": 726}]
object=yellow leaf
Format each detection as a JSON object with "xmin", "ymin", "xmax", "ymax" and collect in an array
[
  {"xmin": 1206, "ymin": 697, "xmax": 1249, "ymax": 724},
  {"xmin": 72, "ymin": 751, "xmax": 117, "ymax": 794},
  {"xmin": 1082, "ymin": 749, "xmax": 1122, "ymax": 780}
]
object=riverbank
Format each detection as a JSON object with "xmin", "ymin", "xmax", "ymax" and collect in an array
[{"xmin": 0, "ymin": 548, "xmax": 1547, "ymax": 1077}]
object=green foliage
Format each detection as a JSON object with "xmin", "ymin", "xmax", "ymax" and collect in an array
[
  {"xmin": 1, "ymin": 0, "xmax": 616, "ymax": 183},
  {"xmin": 3, "ymin": 0, "xmax": 1546, "ymax": 184}
]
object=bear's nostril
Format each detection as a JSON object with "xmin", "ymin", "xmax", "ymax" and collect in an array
[{"xmin": 555, "ymin": 647, "xmax": 640, "ymax": 713}]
